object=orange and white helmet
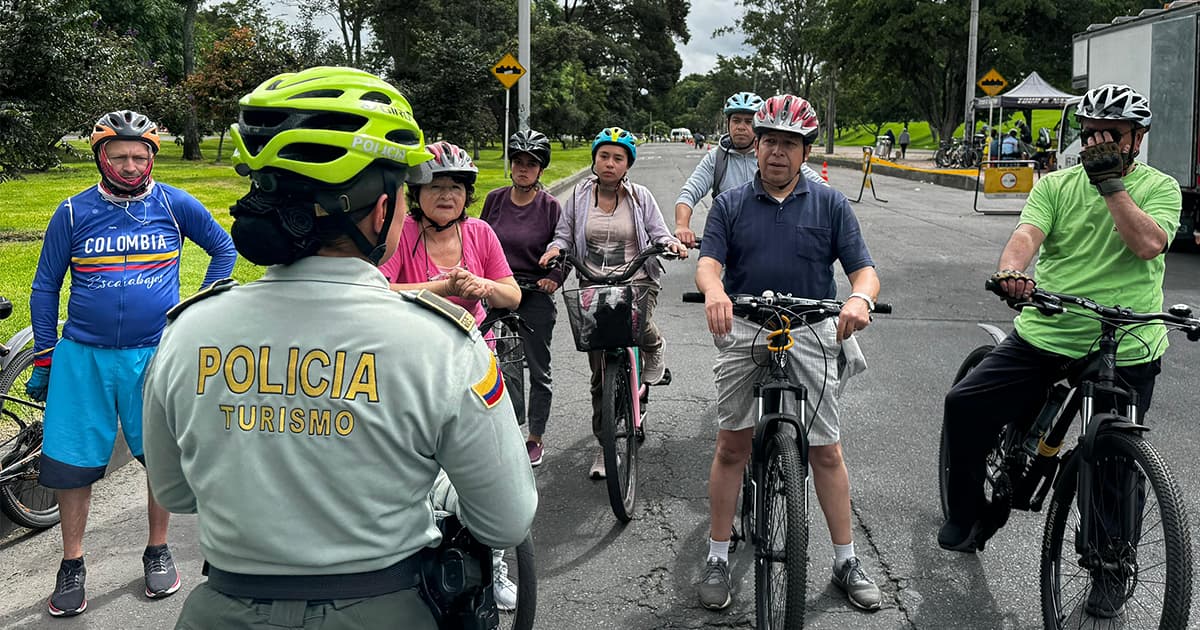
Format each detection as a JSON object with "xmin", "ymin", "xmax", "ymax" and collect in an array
[{"xmin": 754, "ymin": 95, "xmax": 820, "ymax": 143}]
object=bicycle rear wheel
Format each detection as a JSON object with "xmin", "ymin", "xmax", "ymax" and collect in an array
[
  {"xmin": 601, "ymin": 352, "xmax": 637, "ymax": 522},
  {"xmin": 497, "ymin": 534, "xmax": 536, "ymax": 630},
  {"xmin": 0, "ymin": 348, "xmax": 60, "ymax": 529},
  {"xmin": 755, "ymin": 432, "xmax": 807, "ymax": 630},
  {"xmin": 1041, "ymin": 430, "xmax": 1192, "ymax": 629}
]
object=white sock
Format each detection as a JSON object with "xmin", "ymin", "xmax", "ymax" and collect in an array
[
  {"xmin": 708, "ymin": 538, "xmax": 730, "ymax": 564},
  {"xmin": 833, "ymin": 542, "xmax": 855, "ymax": 569}
]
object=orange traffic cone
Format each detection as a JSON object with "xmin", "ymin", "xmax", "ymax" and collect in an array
[{"xmin": 821, "ymin": 161, "xmax": 829, "ymax": 182}]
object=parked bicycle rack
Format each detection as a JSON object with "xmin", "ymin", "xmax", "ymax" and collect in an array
[
  {"xmin": 851, "ymin": 147, "xmax": 888, "ymax": 204},
  {"xmin": 973, "ymin": 159, "xmax": 1036, "ymax": 215}
]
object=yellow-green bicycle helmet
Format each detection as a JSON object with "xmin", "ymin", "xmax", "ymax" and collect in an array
[{"xmin": 230, "ymin": 66, "xmax": 433, "ymax": 184}]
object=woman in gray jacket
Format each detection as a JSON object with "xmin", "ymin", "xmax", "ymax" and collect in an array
[{"xmin": 539, "ymin": 127, "xmax": 686, "ymax": 480}]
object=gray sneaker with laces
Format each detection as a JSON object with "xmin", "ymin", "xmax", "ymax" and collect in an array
[
  {"xmin": 698, "ymin": 556, "xmax": 732, "ymax": 610},
  {"xmin": 831, "ymin": 556, "xmax": 881, "ymax": 610},
  {"xmin": 143, "ymin": 544, "xmax": 181, "ymax": 599}
]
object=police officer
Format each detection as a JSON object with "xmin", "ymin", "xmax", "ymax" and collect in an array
[{"xmin": 142, "ymin": 66, "xmax": 537, "ymax": 629}]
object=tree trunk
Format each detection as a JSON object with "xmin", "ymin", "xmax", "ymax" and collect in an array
[
  {"xmin": 216, "ymin": 130, "xmax": 225, "ymax": 163},
  {"xmin": 181, "ymin": 0, "xmax": 202, "ymax": 161}
]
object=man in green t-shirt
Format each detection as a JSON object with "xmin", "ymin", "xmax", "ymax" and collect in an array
[{"xmin": 939, "ymin": 84, "xmax": 1181, "ymax": 618}]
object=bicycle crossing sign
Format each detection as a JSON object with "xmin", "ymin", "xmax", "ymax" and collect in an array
[
  {"xmin": 977, "ymin": 69, "xmax": 1008, "ymax": 96},
  {"xmin": 491, "ymin": 53, "xmax": 526, "ymax": 90}
]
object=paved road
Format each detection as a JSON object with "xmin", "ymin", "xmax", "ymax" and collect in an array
[{"xmin": 3, "ymin": 142, "xmax": 1199, "ymax": 629}]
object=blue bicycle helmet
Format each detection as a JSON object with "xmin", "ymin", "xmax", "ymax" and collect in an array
[
  {"xmin": 591, "ymin": 127, "xmax": 637, "ymax": 165},
  {"xmin": 723, "ymin": 91, "xmax": 764, "ymax": 116}
]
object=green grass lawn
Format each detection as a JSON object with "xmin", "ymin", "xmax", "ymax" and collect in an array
[
  {"xmin": 835, "ymin": 110, "xmax": 1066, "ymax": 149},
  {"xmin": 0, "ymin": 139, "xmax": 594, "ymax": 344}
]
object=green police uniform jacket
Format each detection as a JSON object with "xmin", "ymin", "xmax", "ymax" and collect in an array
[{"xmin": 142, "ymin": 256, "xmax": 537, "ymax": 576}]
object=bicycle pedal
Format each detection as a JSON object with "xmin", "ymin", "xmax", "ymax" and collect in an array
[{"xmin": 635, "ymin": 425, "xmax": 645, "ymax": 443}]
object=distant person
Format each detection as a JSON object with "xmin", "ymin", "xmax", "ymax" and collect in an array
[
  {"xmin": 1001, "ymin": 129, "xmax": 1021, "ymax": 159},
  {"xmin": 29, "ymin": 110, "xmax": 237, "ymax": 617},
  {"xmin": 898, "ymin": 124, "xmax": 911, "ymax": 160},
  {"xmin": 674, "ymin": 91, "xmax": 827, "ymax": 247},
  {"xmin": 989, "ymin": 129, "xmax": 1001, "ymax": 159},
  {"xmin": 883, "ymin": 128, "xmax": 896, "ymax": 159},
  {"xmin": 1017, "ymin": 118, "xmax": 1033, "ymax": 144}
]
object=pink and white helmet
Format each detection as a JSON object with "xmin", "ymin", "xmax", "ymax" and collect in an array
[
  {"xmin": 424, "ymin": 141, "xmax": 478, "ymax": 185},
  {"xmin": 754, "ymin": 94, "xmax": 820, "ymax": 143}
]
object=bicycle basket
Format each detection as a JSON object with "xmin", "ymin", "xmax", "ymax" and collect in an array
[
  {"xmin": 562, "ymin": 284, "xmax": 649, "ymax": 352},
  {"xmin": 483, "ymin": 316, "xmax": 525, "ymax": 366}
]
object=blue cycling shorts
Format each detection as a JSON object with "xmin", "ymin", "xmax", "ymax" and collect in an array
[{"xmin": 39, "ymin": 338, "xmax": 157, "ymax": 489}]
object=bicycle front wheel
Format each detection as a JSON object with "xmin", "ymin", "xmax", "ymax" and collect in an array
[
  {"xmin": 1041, "ymin": 430, "xmax": 1192, "ymax": 629},
  {"xmin": 755, "ymin": 432, "xmax": 808, "ymax": 630},
  {"xmin": 938, "ymin": 345, "xmax": 994, "ymax": 519},
  {"xmin": 601, "ymin": 352, "xmax": 638, "ymax": 522},
  {"xmin": 497, "ymin": 534, "xmax": 537, "ymax": 630},
  {"xmin": 0, "ymin": 348, "xmax": 60, "ymax": 529}
]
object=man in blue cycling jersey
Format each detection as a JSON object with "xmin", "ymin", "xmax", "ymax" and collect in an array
[
  {"xmin": 695, "ymin": 95, "xmax": 883, "ymax": 613},
  {"xmin": 26, "ymin": 110, "xmax": 236, "ymax": 617}
]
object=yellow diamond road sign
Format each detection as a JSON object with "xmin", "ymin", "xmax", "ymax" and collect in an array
[
  {"xmin": 977, "ymin": 68, "xmax": 1008, "ymax": 96},
  {"xmin": 492, "ymin": 53, "xmax": 526, "ymax": 90}
]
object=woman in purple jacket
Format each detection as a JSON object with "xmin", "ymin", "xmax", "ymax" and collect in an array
[
  {"xmin": 480, "ymin": 130, "xmax": 564, "ymax": 468},
  {"xmin": 538, "ymin": 127, "xmax": 686, "ymax": 480}
]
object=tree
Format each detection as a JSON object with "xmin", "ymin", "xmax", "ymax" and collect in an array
[
  {"xmin": 0, "ymin": 0, "xmax": 166, "ymax": 177},
  {"xmin": 723, "ymin": 0, "xmax": 827, "ymax": 96},
  {"xmin": 181, "ymin": 0, "xmax": 203, "ymax": 160},
  {"xmin": 187, "ymin": 27, "xmax": 290, "ymax": 162},
  {"xmin": 293, "ymin": 0, "xmax": 377, "ymax": 67}
]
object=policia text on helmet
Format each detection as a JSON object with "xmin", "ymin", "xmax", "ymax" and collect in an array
[{"xmin": 228, "ymin": 66, "xmax": 435, "ymax": 266}]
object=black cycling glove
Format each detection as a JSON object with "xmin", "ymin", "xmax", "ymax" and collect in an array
[{"xmin": 1079, "ymin": 141, "xmax": 1126, "ymax": 196}]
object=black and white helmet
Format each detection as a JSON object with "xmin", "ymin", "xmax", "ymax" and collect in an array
[
  {"xmin": 508, "ymin": 129, "xmax": 552, "ymax": 168},
  {"xmin": 1075, "ymin": 84, "xmax": 1152, "ymax": 129}
]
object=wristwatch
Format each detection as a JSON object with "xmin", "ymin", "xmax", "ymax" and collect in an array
[{"xmin": 848, "ymin": 292, "xmax": 875, "ymax": 312}]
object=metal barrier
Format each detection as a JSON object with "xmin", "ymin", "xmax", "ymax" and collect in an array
[
  {"xmin": 973, "ymin": 159, "xmax": 1036, "ymax": 215},
  {"xmin": 852, "ymin": 147, "xmax": 888, "ymax": 204}
]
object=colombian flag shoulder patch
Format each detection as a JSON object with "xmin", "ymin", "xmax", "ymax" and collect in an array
[{"xmin": 471, "ymin": 355, "xmax": 505, "ymax": 408}]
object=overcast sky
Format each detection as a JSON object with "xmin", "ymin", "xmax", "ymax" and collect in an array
[{"xmin": 678, "ymin": 0, "xmax": 753, "ymax": 77}]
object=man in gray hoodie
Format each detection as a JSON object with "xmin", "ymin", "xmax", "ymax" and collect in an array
[{"xmin": 674, "ymin": 91, "xmax": 827, "ymax": 246}]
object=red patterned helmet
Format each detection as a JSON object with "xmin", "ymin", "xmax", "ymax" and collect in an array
[
  {"xmin": 422, "ymin": 141, "xmax": 478, "ymax": 185},
  {"xmin": 754, "ymin": 95, "xmax": 820, "ymax": 143}
]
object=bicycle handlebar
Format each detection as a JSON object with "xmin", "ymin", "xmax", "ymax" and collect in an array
[
  {"xmin": 985, "ymin": 279, "xmax": 1200, "ymax": 341},
  {"xmin": 545, "ymin": 243, "xmax": 680, "ymax": 285},
  {"xmin": 682, "ymin": 290, "xmax": 893, "ymax": 320}
]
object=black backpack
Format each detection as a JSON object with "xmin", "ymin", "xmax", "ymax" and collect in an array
[{"xmin": 712, "ymin": 146, "xmax": 730, "ymax": 199}]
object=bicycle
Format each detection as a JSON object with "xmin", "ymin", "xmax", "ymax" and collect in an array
[
  {"xmin": 938, "ymin": 281, "xmax": 1197, "ymax": 629},
  {"xmin": 551, "ymin": 243, "xmax": 680, "ymax": 523},
  {"xmin": 0, "ymin": 296, "xmax": 60, "ymax": 529},
  {"xmin": 683, "ymin": 290, "xmax": 891, "ymax": 629},
  {"xmin": 471, "ymin": 306, "xmax": 537, "ymax": 630}
]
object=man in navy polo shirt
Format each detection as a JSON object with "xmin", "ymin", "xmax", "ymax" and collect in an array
[{"xmin": 694, "ymin": 94, "xmax": 883, "ymax": 613}]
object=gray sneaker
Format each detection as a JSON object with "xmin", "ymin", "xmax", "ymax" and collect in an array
[
  {"xmin": 698, "ymin": 557, "xmax": 732, "ymax": 610},
  {"xmin": 831, "ymin": 556, "xmax": 881, "ymax": 610}
]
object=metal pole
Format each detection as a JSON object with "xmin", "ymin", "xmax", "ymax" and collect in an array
[
  {"xmin": 964, "ymin": 0, "xmax": 979, "ymax": 140},
  {"xmin": 518, "ymin": 0, "xmax": 530, "ymax": 132},
  {"xmin": 504, "ymin": 89, "xmax": 511, "ymax": 178}
]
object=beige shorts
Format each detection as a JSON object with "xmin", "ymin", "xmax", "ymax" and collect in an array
[{"xmin": 712, "ymin": 316, "xmax": 851, "ymax": 445}]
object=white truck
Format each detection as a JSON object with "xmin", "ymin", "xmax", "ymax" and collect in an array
[{"xmin": 1059, "ymin": 0, "xmax": 1200, "ymax": 243}]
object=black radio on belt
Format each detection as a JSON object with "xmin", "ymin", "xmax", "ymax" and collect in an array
[{"xmin": 419, "ymin": 515, "xmax": 500, "ymax": 630}]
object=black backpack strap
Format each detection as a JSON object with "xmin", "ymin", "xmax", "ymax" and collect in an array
[{"xmin": 712, "ymin": 147, "xmax": 729, "ymax": 199}]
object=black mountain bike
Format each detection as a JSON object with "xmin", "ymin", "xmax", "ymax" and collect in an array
[
  {"xmin": 684, "ymin": 290, "xmax": 890, "ymax": 629},
  {"xmin": 0, "ymin": 296, "xmax": 60, "ymax": 529},
  {"xmin": 938, "ymin": 282, "xmax": 1196, "ymax": 629}
]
